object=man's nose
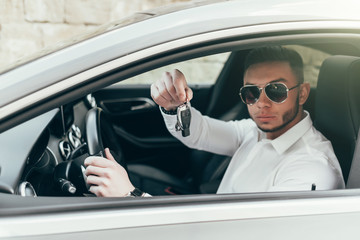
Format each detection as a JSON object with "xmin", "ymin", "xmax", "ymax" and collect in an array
[{"xmin": 256, "ymin": 90, "xmax": 271, "ymax": 107}]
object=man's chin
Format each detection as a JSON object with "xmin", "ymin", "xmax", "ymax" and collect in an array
[
  {"xmin": 256, "ymin": 121, "xmax": 285, "ymax": 133},
  {"xmin": 258, "ymin": 125, "xmax": 277, "ymax": 133}
]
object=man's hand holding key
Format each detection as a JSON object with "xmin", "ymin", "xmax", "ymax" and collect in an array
[
  {"xmin": 151, "ymin": 69, "xmax": 193, "ymax": 137},
  {"xmin": 150, "ymin": 69, "xmax": 193, "ymax": 111}
]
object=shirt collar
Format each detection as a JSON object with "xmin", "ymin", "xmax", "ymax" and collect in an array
[{"xmin": 258, "ymin": 111, "xmax": 313, "ymax": 155}]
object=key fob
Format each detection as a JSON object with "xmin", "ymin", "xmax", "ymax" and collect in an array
[{"xmin": 176, "ymin": 102, "xmax": 191, "ymax": 137}]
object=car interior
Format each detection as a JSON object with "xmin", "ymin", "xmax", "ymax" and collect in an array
[
  {"xmin": 314, "ymin": 55, "xmax": 360, "ymax": 188},
  {"xmin": 3, "ymin": 39, "xmax": 360, "ymax": 198},
  {"xmin": 93, "ymin": 43, "xmax": 360, "ymax": 196}
]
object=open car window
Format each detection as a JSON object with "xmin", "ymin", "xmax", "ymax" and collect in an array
[
  {"xmin": 286, "ymin": 45, "xmax": 331, "ymax": 87},
  {"xmin": 117, "ymin": 52, "xmax": 231, "ymax": 85},
  {"xmin": 117, "ymin": 45, "xmax": 329, "ymax": 87}
]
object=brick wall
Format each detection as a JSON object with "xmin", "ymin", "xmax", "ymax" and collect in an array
[{"xmin": 0, "ymin": 0, "xmax": 191, "ymax": 68}]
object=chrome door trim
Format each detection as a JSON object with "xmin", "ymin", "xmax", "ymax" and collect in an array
[{"xmin": 1, "ymin": 194, "xmax": 360, "ymax": 238}]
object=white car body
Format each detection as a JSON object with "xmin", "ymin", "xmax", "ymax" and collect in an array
[{"xmin": 0, "ymin": 0, "xmax": 360, "ymax": 239}]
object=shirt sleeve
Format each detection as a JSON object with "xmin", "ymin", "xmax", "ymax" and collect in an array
[
  {"xmin": 269, "ymin": 156, "xmax": 345, "ymax": 192},
  {"xmin": 161, "ymin": 107, "xmax": 245, "ymax": 156}
]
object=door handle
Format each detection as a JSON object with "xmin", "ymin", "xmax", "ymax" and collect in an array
[
  {"xmin": 99, "ymin": 97, "xmax": 156, "ymax": 114},
  {"xmin": 130, "ymin": 101, "xmax": 156, "ymax": 111}
]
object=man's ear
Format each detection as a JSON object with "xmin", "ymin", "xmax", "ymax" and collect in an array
[{"xmin": 299, "ymin": 82, "xmax": 310, "ymax": 105}]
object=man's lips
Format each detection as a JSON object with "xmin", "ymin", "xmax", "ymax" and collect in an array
[{"xmin": 255, "ymin": 115, "xmax": 276, "ymax": 122}]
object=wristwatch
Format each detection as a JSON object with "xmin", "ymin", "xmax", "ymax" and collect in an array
[{"xmin": 125, "ymin": 188, "xmax": 146, "ymax": 197}]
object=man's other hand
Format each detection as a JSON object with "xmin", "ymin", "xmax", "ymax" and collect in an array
[{"xmin": 84, "ymin": 148, "xmax": 134, "ymax": 197}]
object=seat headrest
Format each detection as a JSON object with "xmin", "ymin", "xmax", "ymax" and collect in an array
[{"xmin": 314, "ymin": 55, "xmax": 360, "ymax": 181}]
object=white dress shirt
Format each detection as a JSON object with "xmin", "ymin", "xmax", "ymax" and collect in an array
[{"xmin": 162, "ymin": 107, "xmax": 345, "ymax": 193}]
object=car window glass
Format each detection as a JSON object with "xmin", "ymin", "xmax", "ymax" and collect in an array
[
  {"xmin": 118, "ymin": 52, "xmax": 231, "ymax": 85},
  {"xmin": 285, "ymin": 45, "xmax": 331, "ymax": 87}
]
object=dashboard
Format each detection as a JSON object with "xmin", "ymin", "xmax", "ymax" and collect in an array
[{"xmin": 0, "ymin": 98, "xmax": 91, "ymax": 197}]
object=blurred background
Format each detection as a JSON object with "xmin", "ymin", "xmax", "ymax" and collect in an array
[
  {"xmin": 0, "ymin": 0, "xmax": 325, "ymax": 87},
  {"xmin": 0, "ymin": 0, "xmax": 192, "ymax": 68}
]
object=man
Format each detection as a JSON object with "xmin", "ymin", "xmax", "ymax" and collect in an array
[{"xmin": 85, "ymin": 46, "xmax": 344, "ymax": 196}]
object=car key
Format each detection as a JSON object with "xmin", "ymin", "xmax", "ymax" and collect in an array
[{"xmin": 175, "ymin": 101, "xmax": 191, "ymax": 137}]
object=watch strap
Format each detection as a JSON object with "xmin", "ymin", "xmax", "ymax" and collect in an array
[
  {"xmin": 125, "ymin": 188, "xmax": 145, "ymax": 197},
  {"xmin": 160, "ymin": 106, "xmax": 177, "ymax": 115}
]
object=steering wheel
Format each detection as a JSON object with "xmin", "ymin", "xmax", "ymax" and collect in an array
[
  {"xmin": 85, "ymin": 107, "xmax": 126, "ymax": 168},
  {"xmin": 54, "ymin": 107, "xmax": 126, "ymax": 195}
]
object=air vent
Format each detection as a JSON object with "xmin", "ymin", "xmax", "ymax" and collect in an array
[
  {"xmin": 71, "ymin": 124, "xmax": 81, "ymax": 139},
  {"xmin": 59, "ymin": 140, "xmax": 72, "ymax": 160},
  {"xmin": 68, "ymin": 132, "xmax": 81, "ymax": 148}
]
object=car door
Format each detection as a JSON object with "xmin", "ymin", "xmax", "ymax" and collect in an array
[{"xmin": 2, "ymin": 189, "xmax": 360, "ymax": 239}]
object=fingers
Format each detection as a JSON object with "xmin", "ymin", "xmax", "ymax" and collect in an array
[
  {"xmin": 105, "ymin": 148, "xmax": 116, "ymax": 162},
  {"xmin": 87, "ymin": 179, "xmax": 112, "ymax": 197},
  {"xmin": 84, "ymin": 153, "xmax": 133, "ymax": 197},
  {"xmin": 172, "ymin": 69, "xmax": 188, "ymax": 103},
  {"xmin": 84, "ymin": 156, "xmax": 113, "ymax": 168},
  {"xmin": 185, "ymin": 86, "xmax": 193, "ymax": 102},
  {"xmin": 85, "ymin": 164, "xmax": 110, "ymax": 177},
  {"xmin": 85, "ymin": 157, "xmax": 126, "ymax": 176},
  {"xmin": 87, "ymin": 174, "xmax": 109, "ymax": 188},
  {"xmin": 151, "ymin": 69, "xmax": 193, "ymax": 110},
  {"xmin": 150, "ymin": 84, "xmax": 170, "ymax": 108},
  {"xmin": 88, "ymin": 185, "xmax": 103, "ymax": 197}
]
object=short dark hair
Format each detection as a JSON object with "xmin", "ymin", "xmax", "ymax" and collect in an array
[{"xmin": 244, "ymin": 46, "xmax": 304, "ymax": 84}]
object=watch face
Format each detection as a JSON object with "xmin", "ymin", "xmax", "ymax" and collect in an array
[{"xmin": 131, "ymin": 188, "xmax": 144, "ymax": 197}]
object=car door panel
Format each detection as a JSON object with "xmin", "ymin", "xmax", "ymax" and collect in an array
[
  {"xmin": 93, "ymin": 84, "xmax": 213, "ymax": 176},
  {"xmin": 2, "ymin": 191, "xmax": 360, "ymax": 240}
]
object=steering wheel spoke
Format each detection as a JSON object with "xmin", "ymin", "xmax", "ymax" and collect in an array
[{"xmin": 85, "ymin": 107, "xmax": 126, "ymax": 167}]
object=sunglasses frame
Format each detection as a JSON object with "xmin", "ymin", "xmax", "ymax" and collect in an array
[{"xmin": 239, "ymin": 82, "xmax": 301, "ymax": 105}]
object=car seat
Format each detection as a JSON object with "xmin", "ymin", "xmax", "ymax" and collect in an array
[{"xmin": 314, "ymin": 55, "xmax": 360, "ymax": 185}]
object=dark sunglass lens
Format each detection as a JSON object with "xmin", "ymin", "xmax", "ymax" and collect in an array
[
  {"xmin": 265, "ymin": 83, "xmax": 288, "ymax": 103},
  {"xmin": 241, "ymin": 86, "xmax": 260, "ymax": 104}
]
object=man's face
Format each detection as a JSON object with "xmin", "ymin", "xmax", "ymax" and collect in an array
[{"xmin": 243, "ymin": 61, "xmax": 305, "ymax": 139}]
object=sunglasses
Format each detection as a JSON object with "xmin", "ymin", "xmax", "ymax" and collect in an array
[{"xmin": 239, "ymin": 82, "xmax": 300, "ymax": 105}]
